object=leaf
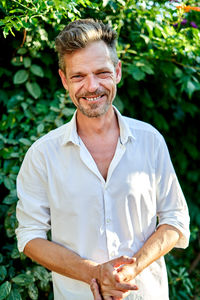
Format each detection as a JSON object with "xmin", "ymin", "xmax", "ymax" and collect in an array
[
  {"xmin": 0, "ymin": 266, "xmax": 7, "ymax": 282},
  {"xmin": 62, "ymin": 107, "xmax": 76, "ymax": 117},
  {"xmin": 186, "ymin": 80, "xmax": 196, "ymax": 98},
  {"xmin": 145, "ymin": 20, "xmax": 154, "ymax": 37},
  {"xmin": 12, "ymin": 274, "xmax": 34, "ymax": 286},
  {"xmin": 37, "ymin": 123, "xmax": 44, "ymax": 134},
  {"xmin": 30, "ymin": 65, "xmax": 44, "ymax": 77},
  {"xmin": 140, "ymin": 34, "xmax": 150, "ymax": 44},
  {"xmin": 13, "ymin": 70, "xmax": 28, "ymax": 84},
  {"xmin": 141, "ymin": 64, "xmax": 154, "ymax": 75},
  {"xmin": 26, "ymin": 82, "xmax": 41, "ymax": 99},
  {"xmin": 17, "ymin": 48, "xmax": 27, "ymax": 55},
  {"xmin": 33, "ymin": 266, "xmax": 50, "ymax": 283},
  {"xmin": 6, "ymin": 289, "xmax": 22, "ymax": 300},
  {"xmin": 28, "ymin": 283, "xmax": 38, "ymax": 300},
  {"xmin": 3, "ymin": 177, "xmax": 15, "ymax": 190},
  {"xmin": 19, "ymin": 138, "xmax": 31, "ymax": 146},
  {"xmin": 24, "ymin": 57, "xmax": 31, "ymax": 68},
  {"xmin": 0, "ymin": 281, "xmax": 11, "ymax": 300},
  {"xmin": 128, "ymin": 65, "xmax": 145, "ymax": 81}
]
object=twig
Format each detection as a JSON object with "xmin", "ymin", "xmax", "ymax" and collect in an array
[{"xmin": 189, "ymin": 251, "xmax": 200, "ymax": 274}]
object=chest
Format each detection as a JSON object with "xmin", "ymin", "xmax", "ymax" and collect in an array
[{"xmin": 81, "ymin": 136, "xmax": 118, "ymax": 180}]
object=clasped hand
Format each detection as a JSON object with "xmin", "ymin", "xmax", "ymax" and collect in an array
[{"xmin": 91, "ymin": 256, "xmax": 138, "ymax": 300}]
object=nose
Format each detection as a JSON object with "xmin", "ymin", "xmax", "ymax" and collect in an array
[{"xmin": 84, "ymin": 74, "xmax": 99, "ymax": 92}]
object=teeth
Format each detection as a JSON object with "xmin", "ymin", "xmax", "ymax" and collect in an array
[{"xmin": 85, "ymin": 95, "xmax": 102, "ymax": 101}]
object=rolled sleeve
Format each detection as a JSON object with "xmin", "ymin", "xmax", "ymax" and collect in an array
[
  {"xmin": 16, "ymin": 145, "xmax": 51, "ymax": 252},
  {"xmin": 156, "ymin": 136, "xmax": 190, "ymax": 249}
]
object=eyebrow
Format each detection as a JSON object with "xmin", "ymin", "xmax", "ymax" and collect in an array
[{"xmin": 69, "ymin": 67, "xmax": 112, "ymax": 77}]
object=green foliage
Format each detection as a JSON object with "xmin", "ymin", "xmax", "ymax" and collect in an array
[{"xmin": 0, "ymin": 0, "xmax": 200, "ymax": 298}]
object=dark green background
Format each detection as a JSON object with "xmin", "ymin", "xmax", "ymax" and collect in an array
[{"xmin": 0, "ymin": 0, "xmax": 199, "ymax": 299}]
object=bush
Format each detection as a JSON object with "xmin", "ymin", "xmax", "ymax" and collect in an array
[{"xmin": 0, "ymin": 0, "xmax": 199, "ymax": 298}]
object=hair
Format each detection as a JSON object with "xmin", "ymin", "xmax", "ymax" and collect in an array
[{"xmin": 55, "ymin": 18, "xmax": 118, "ymax": 72}]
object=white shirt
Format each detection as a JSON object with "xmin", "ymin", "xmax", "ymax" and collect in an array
[{"xmin": 16, "ymin": 107, "xmax": 190, "ymax": 300}]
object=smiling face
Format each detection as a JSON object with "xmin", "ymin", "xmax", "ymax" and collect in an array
[{"xmin": 59, "ymin": 41, "xmax": 121, "ymax": 118}]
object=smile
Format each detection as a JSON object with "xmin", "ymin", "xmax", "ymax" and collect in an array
[{"xmin": 82, "ymin": 95, "xmax": 104, "ymax": 101}]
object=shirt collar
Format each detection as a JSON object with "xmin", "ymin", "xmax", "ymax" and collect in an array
[
  {"xmin": 61, "ymin": 111, "xmax": 80, "ymax": 146},
  {"xmin": 113, "ymin": 106, "xmax": 135, "ymax": 145},
  {"xmin": 61, "ymin": 105, "xmax": 135, "ymax": 146}
]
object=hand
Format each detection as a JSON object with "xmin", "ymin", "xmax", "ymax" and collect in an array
[
  {"xmin": 115, "ymin": 259, "xmax": 138, "ymax": 283},
  {"xmin": 94, "ymin": 256, "xmax": 138, "ymax": 299},
  {"xmin": 90, "ymin": 278, "xmax": 134, "ymax": 300}
]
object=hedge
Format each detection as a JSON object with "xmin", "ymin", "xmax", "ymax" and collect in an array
[{"xmin": 0, "ymin": 0, "xmax": 199, "ymax": 299}]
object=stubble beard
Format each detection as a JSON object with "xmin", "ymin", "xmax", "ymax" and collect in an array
[{"xmin": 78, "ymin": 101, "xmax": 111, "ymax": 118}]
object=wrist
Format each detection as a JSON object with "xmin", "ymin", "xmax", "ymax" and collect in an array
[{"xmin": 81, "ymin": 260, "xmax": 100, "ymax": 284}]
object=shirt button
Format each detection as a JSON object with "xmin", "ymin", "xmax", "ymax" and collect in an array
[
  {"xmin": 110, "ymin": 251, "xmax": 115, "ymax": 257},
  {"xmin": 106, "ymin": 218, "xmax": 111, "ymax": 224}
]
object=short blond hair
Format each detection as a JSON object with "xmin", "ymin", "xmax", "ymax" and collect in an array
[{"xmin": 55, "ymin": 19, "xmax": 118, "ymax": 72}]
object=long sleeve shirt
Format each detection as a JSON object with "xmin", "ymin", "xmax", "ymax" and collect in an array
[{"xmin": 16, "ymin": 107, "xmax": 190, "ymax": 300}]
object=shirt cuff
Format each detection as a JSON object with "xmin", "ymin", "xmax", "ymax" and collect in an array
[
  {"xmin": 157, "ymin": 218, "xmax": 190, "ymax": 249},
  {"xmin": 15, "ymin": 227, "xmax": 48, "ymax": 252}
]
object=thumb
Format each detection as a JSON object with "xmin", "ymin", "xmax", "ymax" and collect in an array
[{"xmin": 110, "ymin": 255, "xmax": 135, "ymax": 268}]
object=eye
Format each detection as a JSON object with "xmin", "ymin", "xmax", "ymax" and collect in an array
[
  {"xmin": 71, "ymin": 75, "xmax": 83, "ymax": 82},
  {"xmin": 97, "ymin": 71, "xmax": 111, "ymax": 78}
]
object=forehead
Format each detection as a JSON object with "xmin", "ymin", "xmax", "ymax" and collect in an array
[{"xmin": 64, "ymin": 41, "xmax": 115, "ymax": 75}]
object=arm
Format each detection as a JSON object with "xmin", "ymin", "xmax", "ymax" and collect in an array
[
  {"xmin": 24, "ymin": 238, "xmax": 137, "ymax": 298},
  {"xmin": 116, "ymin": 224, "xmax": 181, "ymax": 282},
  {"xmin": 24, "ymin": 238, "xmax": 97, "ymax": 284}
]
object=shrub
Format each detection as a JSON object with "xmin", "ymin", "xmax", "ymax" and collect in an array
[{"xmin": 0, "ymin": 0, "xmax": 199, "ymax": 298}]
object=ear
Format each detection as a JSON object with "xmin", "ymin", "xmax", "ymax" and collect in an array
[
  {"xmin": 115, "ymin": 60, "xmax": 122, "ymax": 84},
  {"xmin": 58, "ymin": 69, "xmax": 69, "ymax": 90}
]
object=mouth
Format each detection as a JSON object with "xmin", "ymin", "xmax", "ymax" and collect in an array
[{"xmin": 80, "ymin": 94, "xmax": 105, "ymax": 102}]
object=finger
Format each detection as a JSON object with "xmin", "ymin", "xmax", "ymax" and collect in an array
[
  {"xmin": 116, "ymin": 257, "xmax": 136, "ymax": 272},
  {"xmin": 110, "ymin": 256, "xmax": 135, "ymax": 268},
  {"xmin": 115, "ymin": 267, "xmax": 135, "ymax": 282},
  {"xmin": 115, "ymin": 281, "xmax": 139, "ymax": 292},
  {"xmin": 90, "ymin": 279, "xmax": 102, "ymax": 300}
]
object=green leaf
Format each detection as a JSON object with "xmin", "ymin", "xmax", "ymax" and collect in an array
[
  {"xmin": 28, "ymin": 283, "xmax": 38, "ymax": 300},
  {"xmin": 13, "ymin": 70, "xmax": 28, "ymax": 84},
  {"xmin": 6, "ymin": 289, "xmax": 22, "ymax": 300},
  {"xmin": 62, "ymin": 107, "xmax": 76, "ymax": 117},
  {"xmin": 141, "ymin": 64, "xmax": 154, "ymax": 75},
  {"xmin": 19, "ymin": 138, "xmax": 31, "ymax": 146},
  {"xmin": 0, "ymin": 266, "xmax": 7, "ymax": 283},
  {"xmin": 11, "ymin": 248, "xmax": 20, "ymax": 260},
  {"xmin": 26, "ymin": 82, "xmax": 41, "ymax": 99},
  {"xmin": 128, "ymin": 65, "xmax": 145, "ymax": 81},
  {"xmin": 3, "ymin": 177, "xmax": 15, "ymax": 190},
  {"xmin": 37, "ymin": 123, "xmax": 44, "ymax": 134},
  {"xmin": 186, "ymin": 80, "xmax": 196, "ymax": 98},
  {"xmin": 145, "ymin": 20, "xmax": 154, "ymax": 37},
  {"xmin": 24, "ymin": 57, "xmax": 31, "ymax": 68},
  {"xmin": 0, "ymin": 281, "xmax": 11, "ymax": 300},
  {"xmin": 12, "ymin": 274, "xmax": 34, "ymax": 286},
  {"xmin": 30, "ymin": 65, "xmax": 44, "ymax": 77},
  {"xmin": 33, "ymin": 266, "xmax": 50, "ymax": 282},
  {"xmin": 17, "ymin": 48, "xmax": 27, "ymax": 55}
]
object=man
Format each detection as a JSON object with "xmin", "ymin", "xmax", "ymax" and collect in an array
[{"xmin": 16, "ymin": 19, "xmax": 190, "ymax": 300}]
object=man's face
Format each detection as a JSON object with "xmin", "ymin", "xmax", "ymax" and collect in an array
[{"xmin": 59, "ymin": 40, "xmax": 121, "ymax": 118}]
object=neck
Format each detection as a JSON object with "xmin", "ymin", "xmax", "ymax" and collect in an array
[{"xmin": 76, "ymin": 106, "xmax": 118, "ymax": 137}]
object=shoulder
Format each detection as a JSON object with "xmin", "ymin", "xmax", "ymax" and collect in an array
[
  {"xmin": 122, "ymin": 115, "xmax": 164, "ymax": 142},
  {"xmin": 27, "ymin": 122, "xmax": 71, "ymax": 157}
]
